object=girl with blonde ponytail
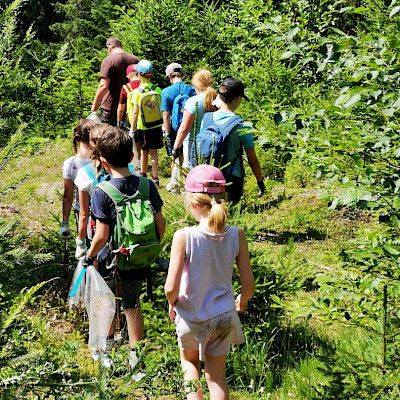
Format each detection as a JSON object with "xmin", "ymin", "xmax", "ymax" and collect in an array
[
  {"xmin": 169, "ymin": 70, "xmax": 217, "ymax": 177},
  {"xmin": 165, "ymin": 164, "xmax": 255, "ymax": 400}
]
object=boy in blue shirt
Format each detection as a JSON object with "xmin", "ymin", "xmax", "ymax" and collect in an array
[
  {"xmin": 161, "ymin": 63, "xmax": 196, "ymax": 192},
  {"xmin": 85, "ymin": 126, "xmax": 165, "ymax": 373}
]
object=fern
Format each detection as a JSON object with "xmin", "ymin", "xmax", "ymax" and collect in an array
[
  {"xmin": 0, "ymin": 124, "xmax": 26, "ymax": 172},
  {"xmin": 0, "ymin": 281, "xmax": 47, "ymax": 332}
]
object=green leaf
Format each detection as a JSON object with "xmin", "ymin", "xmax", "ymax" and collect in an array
[
  {"xmin": 280, "ymin": 50, "xmax": 294, "ymax": 60},
  {"xmin": 344, "ymin": 94, "xmax": 362, "ymax": 109},
  {"xmin": 389, "ymin": 5, "xmax": 400, "ymax": 18}
]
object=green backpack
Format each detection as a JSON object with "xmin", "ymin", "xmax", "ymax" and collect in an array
[{"xmin": 97, "ymin": 177, "xmax": 161, "ymax": 270}]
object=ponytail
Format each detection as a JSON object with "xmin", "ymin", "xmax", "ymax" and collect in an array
[
  {"xmin": 203, "ymin": 86, "xmax": 217, "ymax": 112},
  {"xmin": 208, "ymin": 195, "xmax": 228, "ymax": 231},
  {"xmin": 73, "ymin": 119, "xmax": 95, "ymax": 152},
  {"xmin": 192, "ymin": 69, "xmax": 217, "ymax": 112},
  {"xmin": 187, "ymin": 192, "xmax": 228, "ymax": 232}
]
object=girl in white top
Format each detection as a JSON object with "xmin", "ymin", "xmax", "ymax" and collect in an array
[
  {"xmin": 60, "ymin": 119, "xmax": 94, "ymax": 238},
  {"xmin": 165, "ymin": 164, "xmax": 255, "ymax": 400},
  {"xmin": 171, "ymin": 69, "xmax": 217, "ymax": 171}
]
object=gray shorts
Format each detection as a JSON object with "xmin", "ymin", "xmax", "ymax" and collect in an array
[{"xmin": 175, "ymin": 309, "xmax": 244, "ymax": 361}]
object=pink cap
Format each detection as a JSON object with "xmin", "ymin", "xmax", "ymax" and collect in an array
[
  {"xmin": 185, "ymin": 165, "xmax": 225, "ymax": 194},
  {"xmin": 126, "ymin": 64, "xmax": 137, "ymax": 75}
]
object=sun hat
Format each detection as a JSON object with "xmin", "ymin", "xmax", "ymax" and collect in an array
[
  {"xmin": 165, "ymin": 62, "xmax": 183, "ymax": 77},
  {"xmin": 126, "ymin": 64, "xmax": 137, "ymax": 76},
  {"xmin": 218, "ymin": 77, "xmax": 249, "ymax": 101},
  {"xmin": 185, "ymin": 165, "xmax": 225, "ymax": 194},
  {"xmin": 136, "ymin": 60, "xmax": 153, "ymax": 75}
]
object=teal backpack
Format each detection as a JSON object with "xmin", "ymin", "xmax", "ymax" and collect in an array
[{"xmin": 97, "ymin": 177, "xmax": 161, "ymax": 270}]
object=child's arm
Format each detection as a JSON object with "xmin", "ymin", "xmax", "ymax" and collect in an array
[
  {"xmin": 235, "ymin": 229, "xmax": 255, "ymax": 313},
  {"xmin": 154, "ymin": 211, "xmax": 165, "ymax": 241},
  {"xmin": 87, "ymin": 220, "xmax": 110, "ymax": 259},
  {"xmin": 164, "ymin": 229, "xmax": 187, "ymax": 321},
  {"xmin": 77, "ymin": 190, "xmax": 90, "ymax": 241}
]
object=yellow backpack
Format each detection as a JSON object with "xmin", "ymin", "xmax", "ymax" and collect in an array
[{"xmin": 137, "ymin": 85, "xmax": 163, "ymax": 128}]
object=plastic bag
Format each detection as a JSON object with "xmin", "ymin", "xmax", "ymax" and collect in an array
[
  {"xmin": 86, "ymin": 111, "xmax": 101, "ymax": 124},
  {"xmin": 84, "ymin": 265, "xmax": 115, "ymax": 351},
  {"xmin": 68, "ymin": 260, "xmax": 86, "ymax": 310}
]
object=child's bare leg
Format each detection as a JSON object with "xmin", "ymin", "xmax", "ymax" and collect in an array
[
  {"xmin": 204, "ymin": 354, "xmax": 229, "ymax": 400},
  {"xmin": 141, "ymin": 149, "xmax": 149, "ymax": 176},
  {"xmin": 125, "ymin": 307, "xmax": 144, "ymax": 347},
  {"xmin": 149, "ymin": 148, "xmax": 159, "ymax": 179},
  {"xmin": 180, "ymin": 349, "xmax": 203, "ymax": 400}
]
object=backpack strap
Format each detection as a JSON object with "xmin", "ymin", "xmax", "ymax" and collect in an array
[
  {"xmin": 97, "ymin": 181, "xmax": 127, "ymax": 207},
  {"xmin": 123, "ymin": 84, "xmax": 132, "ymax": 95},
  {"xmin": 219, "ymin": 115, "xmax": 244, "ymax": 140},
  {"xmin": 138, "ymin": 176, "xmax": 150, "ymax": 199}
]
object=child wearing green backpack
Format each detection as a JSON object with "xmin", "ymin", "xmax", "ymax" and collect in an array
[{"xmin": 84, "ymin": 126, "xmax": 165, "ymax": 374}]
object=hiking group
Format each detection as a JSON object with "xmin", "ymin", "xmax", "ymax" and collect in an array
[{"xmin": 61, "ymin": 36, "xmax": 263, "ymax": 400}]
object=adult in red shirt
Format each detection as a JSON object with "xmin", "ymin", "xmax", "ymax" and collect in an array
[{"xmin": 91, "ymin": 37, "xmax": 138, "ymax": 126}]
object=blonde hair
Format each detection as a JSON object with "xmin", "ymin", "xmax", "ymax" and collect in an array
[
  {"xmin": 191, "ymin": 69, "xmax": 217, "ymax": 112},
  {"xmin": 187, "ymin": 192, "xmax": 228, "ymax": 232}
]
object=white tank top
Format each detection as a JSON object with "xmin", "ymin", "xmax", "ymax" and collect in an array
[{"xmin": 175, "ymin": 225, "xmax": 240, "ymax": 322}]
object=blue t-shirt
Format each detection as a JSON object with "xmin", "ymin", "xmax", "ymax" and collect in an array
[
  {"xmin": 161, "ymin": 81, "xmax": 196, "ymax": 114},
  {"xmin": 91, "ymin": 175, "xmax": 163, "ymax": 226}
]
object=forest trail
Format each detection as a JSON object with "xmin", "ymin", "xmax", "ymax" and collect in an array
[{"xmin": 0, "ymin": 137, "xmax": 374, "ymax": 399}]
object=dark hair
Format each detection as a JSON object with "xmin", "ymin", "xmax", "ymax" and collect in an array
[
  {"xmin": 73, "ymin": 119, "xmax": 95, "ymax": 152},
  {"xmin": 106, "ymin": 36, "xmax": 122, "ymax": 49},
  {"xmin": 97, "ymin": 127, "xmax": 133, "ymax": 168},
  {"xmin": 170, "ymin": 71, "xmax": 182, "ymax": 79}
]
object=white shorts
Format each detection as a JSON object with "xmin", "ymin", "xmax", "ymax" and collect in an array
[{"xmin": 175, "ymin": 309, "xmax": 244, "ymax": 361}]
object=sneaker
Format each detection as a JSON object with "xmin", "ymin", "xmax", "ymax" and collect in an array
[
  {"xmin": 128, "ymin": 350, "xmax": 139, "ymax": 370},
  {"xmin": 100, "ymin": 353, "xmax": 112, "ymax": 369},
  {"xmin": 91, "ymin": 348, "xmax": 100, "ymax": 361},
  {"xmin": 166, "ymin": 181, "xmax": 178, "ymax": 194},
  {"xmin": 152, "ymin": 178, "xmax": 160, "ymax": 188}
]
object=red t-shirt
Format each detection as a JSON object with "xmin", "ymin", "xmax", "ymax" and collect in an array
[
  {"xmin": 100, "ymin": 51, "xmax": 139, "ymax": 110},
  {"xmin": 118, "ymin": 80, "xmax": 141, "ymax": 104}
]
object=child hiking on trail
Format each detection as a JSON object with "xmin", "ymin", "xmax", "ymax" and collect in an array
[
  {"xmin": 172, "ymin": 69, "xmax": 217, "ymax": 170},
  {"xmin": 162, "ymin": 62, "xmax": 196, "ymax": 193},
  {"xmin": 60, "ymin": 119, "xmax": 94, "ymax": 237},
  {"xmin": 128, "ymin": 60, "xmax": 163, "ymax": 186},
  {"xmin": 196, "ymin": 78, "xmax": 265, "ymax": 204},
  {"xmin": 117, "ymin": 63, "xmax": 141, "ymax": 129},
  {"xmin": 164, "ymin": 165, "xmax": 255, "ymax": 400},
  {"xmin": 84, "ymin": 127, "xmax": 165, "ymax": 374},
  {"xmin": 74, "ymin": 124, "xmax": 113, "ymax": 258}
]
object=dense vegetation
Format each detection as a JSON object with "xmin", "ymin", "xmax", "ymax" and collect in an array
[{"xmin": 1, "ymin": 0, "xmax": 400, "ymax": 398}]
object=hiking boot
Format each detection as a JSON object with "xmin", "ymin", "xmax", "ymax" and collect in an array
[{"xmin": 166, "ymin": 181, "xmax": 178, "ymax": 194}]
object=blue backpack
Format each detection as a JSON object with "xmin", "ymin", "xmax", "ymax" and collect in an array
[
  {"xmin": 194, "ymin": 112, "xmax": 243, "ymax": 168},
  {"xmin": 171, "ymin": 86, "xmax": 192, "ymax": 131}
]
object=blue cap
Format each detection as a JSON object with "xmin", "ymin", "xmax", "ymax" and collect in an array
[{"xmin": 136, "ymin": 60, "xmax": 153, "ymax": 74}]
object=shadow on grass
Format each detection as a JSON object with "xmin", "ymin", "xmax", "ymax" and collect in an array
[{"xmin": 255, "ymin": 228, "xmax": 327, "ymax": 244}]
